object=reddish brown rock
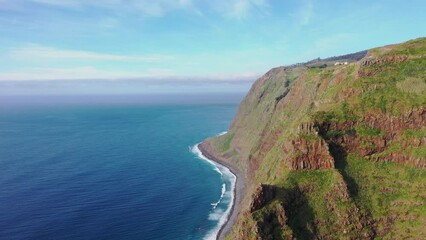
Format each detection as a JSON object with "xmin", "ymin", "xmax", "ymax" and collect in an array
[
  {"xmin": 362, "ymin": 107, "xmax": 425, "ymax": 134},
  {"xmin": 285, "ymin": 123, "xmax": 335, "ymax": 170},
  {"xmin": 290, "ymin": 137, "xmax": 335, "ymax": 170},
  {"xmin": 314, "ymin": 107, "xmax": 425, "ymax": 168},
  {"xmin": 250, "ymin": 184, "xmax": 275, "ymax": 212}
]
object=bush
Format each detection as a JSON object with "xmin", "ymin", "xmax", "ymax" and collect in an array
[
  {"xmin": 311, "ymin": 111, "xmax": 337, "ymax": 124},
  {"xmin": 355, "ymin": 125, "xmax": 383, "ymax": 137}
]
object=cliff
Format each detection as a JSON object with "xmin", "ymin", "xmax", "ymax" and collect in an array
[{"xmin": 203, "ymin": 37, "xmax": 426, "ymax": 239}]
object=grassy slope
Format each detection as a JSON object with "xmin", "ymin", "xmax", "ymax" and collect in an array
[
  {"xmin": 208, "ymin": 38, "xmax": 426, "ymax": 239},
  {"xmin": 341, "ymin": 154, "xmax": 426, "ymax": 238}
]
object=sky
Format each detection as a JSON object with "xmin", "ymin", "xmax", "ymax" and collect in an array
[{"xmin": 0, "ymin": 0, "xmax": 425, "ymax": 95}]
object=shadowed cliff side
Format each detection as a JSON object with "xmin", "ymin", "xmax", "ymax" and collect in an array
[{"xmin": 203, "ymin": 37, "xmax": 426, "ymax": 239}]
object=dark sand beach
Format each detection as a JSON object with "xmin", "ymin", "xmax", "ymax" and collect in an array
[{"xmin": 198, "ymin": 143, "xmax": 246, "ymax": 240}]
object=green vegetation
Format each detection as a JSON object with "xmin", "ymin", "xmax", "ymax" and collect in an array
[
  {"xmin": 311, "ymin": 102, "xmax": 357, "ymax": 125},
  {"xmin": 324, "ymin": 129, "xmax": 346, "ymax": 139},
  {"xmin": 338, "ymin": 154, "xmax": 426, "ymax": 238},
  {"xmin": 251, "ymin": 200, "xmax": 293, "ymax": 240},
  {"xmin": 311, "ymin": 110, "xmax": 337, "ymax": 124},
  {"xmin": 212, "ymin": 132, "xmax": 235, "ymax": 153},
  {"xmin": 355, "ymin": 58, "xmax": 426, "ymax": 115},
  {"xmin": 404, "ymin": 128, "xmax": 426, "ymax": 139},
  {"xmin": 207, "ymin": 38, "xmax": 426, "ymax": 240},
  {"xmin": 406, "ymin": 145, "xmax": 426, "ymax": 159},
  {"xmin": 299, "ymin": 133, "xmax": 320, "ymax": 142},
  {"xmin": 397, "ymin": 77, "xmax": 426, "ymax": 94},
  {"xmin": 279, "ymin": 171, "xmax": 336, "ymax": 239},
  {"xmin": 370, "ymin": 144, "xmax": 401, "ymax": 160},
  {"xmin": 307, "ymin": 67, "xmax": 322, "ymax": 75},
  {"xmin": 386, "ymin": 37, "xmax": 426, "ymax": 56},
  {"xmin": 355, "ymin": 125, "xmax": 384, "ymax": 137}
]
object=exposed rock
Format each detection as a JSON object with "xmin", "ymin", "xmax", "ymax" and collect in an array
[
  {"xmin": 362, "ymin": 107, "xmax": 425, "ymax": 134},
  {"xmin": 250, "ymin": 184, "xmax": 276, "ymax": 212},
  {"xmin": 289, "ymin": 137, "xmax": 335, "ymax": 170},
  {"xmin": 253, "ymin": 203, "xmax": 293, "ymax": 240},
  {"xmin": 297, "ymin": 122, "xmax": 319, "ymax": 135},
  {"xmin": 360, "ymin": 55, "xmax": 409, "ymax": 67},
  {"xmin": 380, "ymin": 152, "xmax": 426, "ymax": 168},
  {"xmin": 358, "ymin": 55, "xmax": 414, "ymax": 77},
  {"xmin": 312, "ymin": 107, "xmax": 426, "ymax": 168},
  {"xmin": 283, "ymin": 123, "xmax": 335, "ymax": 170}
]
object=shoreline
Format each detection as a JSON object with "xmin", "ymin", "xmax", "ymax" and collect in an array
[{"xmin": 197, "ymin": 142, "xmax": 245, "ymax": 240}]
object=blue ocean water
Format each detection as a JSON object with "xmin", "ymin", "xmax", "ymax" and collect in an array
[{"xmin": 0, "ymin": 99, "xmax": 238, "ymax": 240}]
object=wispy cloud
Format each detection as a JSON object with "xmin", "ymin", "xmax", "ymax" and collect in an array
[
  {"xmin": 291, "ymin": 0, "xmax": 314, "ymax": 26},
  {"xmin": 28, "ymin": 0, "xmax": 201, "ymax": 17},
  {"xmin": 227, "ymin": 0, "xmax": 269, "ymax": 19},
  {"xmin": 27, "ymin": 0, "xmax": 268, "ymax": 19},
  {"xmin": 29, "ymin": 0, "xmax": 82, "ymax": 8},
  {"xmin": 10, "ymin": 45, "xmax": 174, "ymax": 62}
]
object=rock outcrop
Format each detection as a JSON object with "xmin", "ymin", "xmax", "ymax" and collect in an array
[
  {"xmin": 285, "ymin": 123, "xmax": 335, "ymax": 170},
  {"xmin": 360, "ymin": 55, "xmax": 409, "ymax": 67},
  {"xmin": 313, "ymin": 107, "xmax": 426, "ymax": 168},
  {"xmin": 250, "ymin": 184, "xmax": 276, "ymax": 212},
  {"xmin": 289, "ymin": 137, "xmax": 335, "ymax": 170}
]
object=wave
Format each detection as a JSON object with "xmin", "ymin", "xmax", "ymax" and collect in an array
[
  {"xmin": 208, "ymin": 208, "xmax": 224, "ymax": 221},
  {"xmin": 191, "ymin": 145, "xmax": 222, "ymax": 176},
  {"xmin": 191, "ymin": 142, "xmax": 236, "ymax": 240},
  {"xmin": 211, "ymin": 183, "xmax": 226, "ymax": 209}
]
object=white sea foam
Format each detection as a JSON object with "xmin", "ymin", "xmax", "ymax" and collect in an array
[
  {"xmin": 211, "ymin": 183, "xmax": 226, "ymax": 209},
  {"xmin": 208, "ymin": 208, "xmax": 224, "ymax": 221},
  {"xmin": 217, "ymin": 131, "xmax": 228, "ymax": 136},
  {"xmin": 191, "ymin": 144, "xmax": 223, "ymax": 176},
  {"xmin": 191, "ymin": 141, "xmax": 236, "ymax": 240}
]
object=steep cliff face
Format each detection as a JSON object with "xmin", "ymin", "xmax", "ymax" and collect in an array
[
  {"xmin": 285, "ymin": 123, "xmax": 335, "ymax": 170},
  {"xmin": 204, "ymin": 38, "xmax": 426, "ymax": 239},
  {"xmin": 314, "ymin": 107, "xmax": 426, "ymax": 168}
]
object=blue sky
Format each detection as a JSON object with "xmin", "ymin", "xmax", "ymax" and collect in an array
[{"xmin": 0, "ymin": 0, "xmax": 425, "ymax": 94}]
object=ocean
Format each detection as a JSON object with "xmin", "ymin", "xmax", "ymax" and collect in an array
[{"xmin": 0, "ymin": 95, "xmax": 239, "ymax": 240}]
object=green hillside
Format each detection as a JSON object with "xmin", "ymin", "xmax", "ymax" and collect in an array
[{"xmin": 204, "ymin": 38, "xmax": 426, "ymax": 239}]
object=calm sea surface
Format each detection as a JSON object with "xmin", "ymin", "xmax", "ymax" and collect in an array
[{"xmin": 0, "ymin": 96, "xmax": 238, "ymax": 239}]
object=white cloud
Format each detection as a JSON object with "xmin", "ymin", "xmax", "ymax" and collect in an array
[
  {"xmin": 0, "ymin": 66, "xmax": 261, "ymax": 82},
  {"xmin": 196, "ymin": 71, "xmax": 262, "ymax": 81},
  {"xmin": 10, "ymin": 45, "xmax": 174, "ymax": 62},
  {"xmin": 0, "ymin": 66, "xmax": 166, "ymax": 81},
  {"xmin": 27, "ymin": 0, "xmax": 268, "ymax": 19}
]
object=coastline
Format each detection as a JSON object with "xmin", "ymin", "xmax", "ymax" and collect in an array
[{"xmin": 197, "ymin": 142, "xmax": 245, "ymax": 240}]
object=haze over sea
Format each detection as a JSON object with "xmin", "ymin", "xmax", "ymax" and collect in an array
[{"xmin": 0, "ymin": 94, "xmax": 241, "ymax": 240}]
